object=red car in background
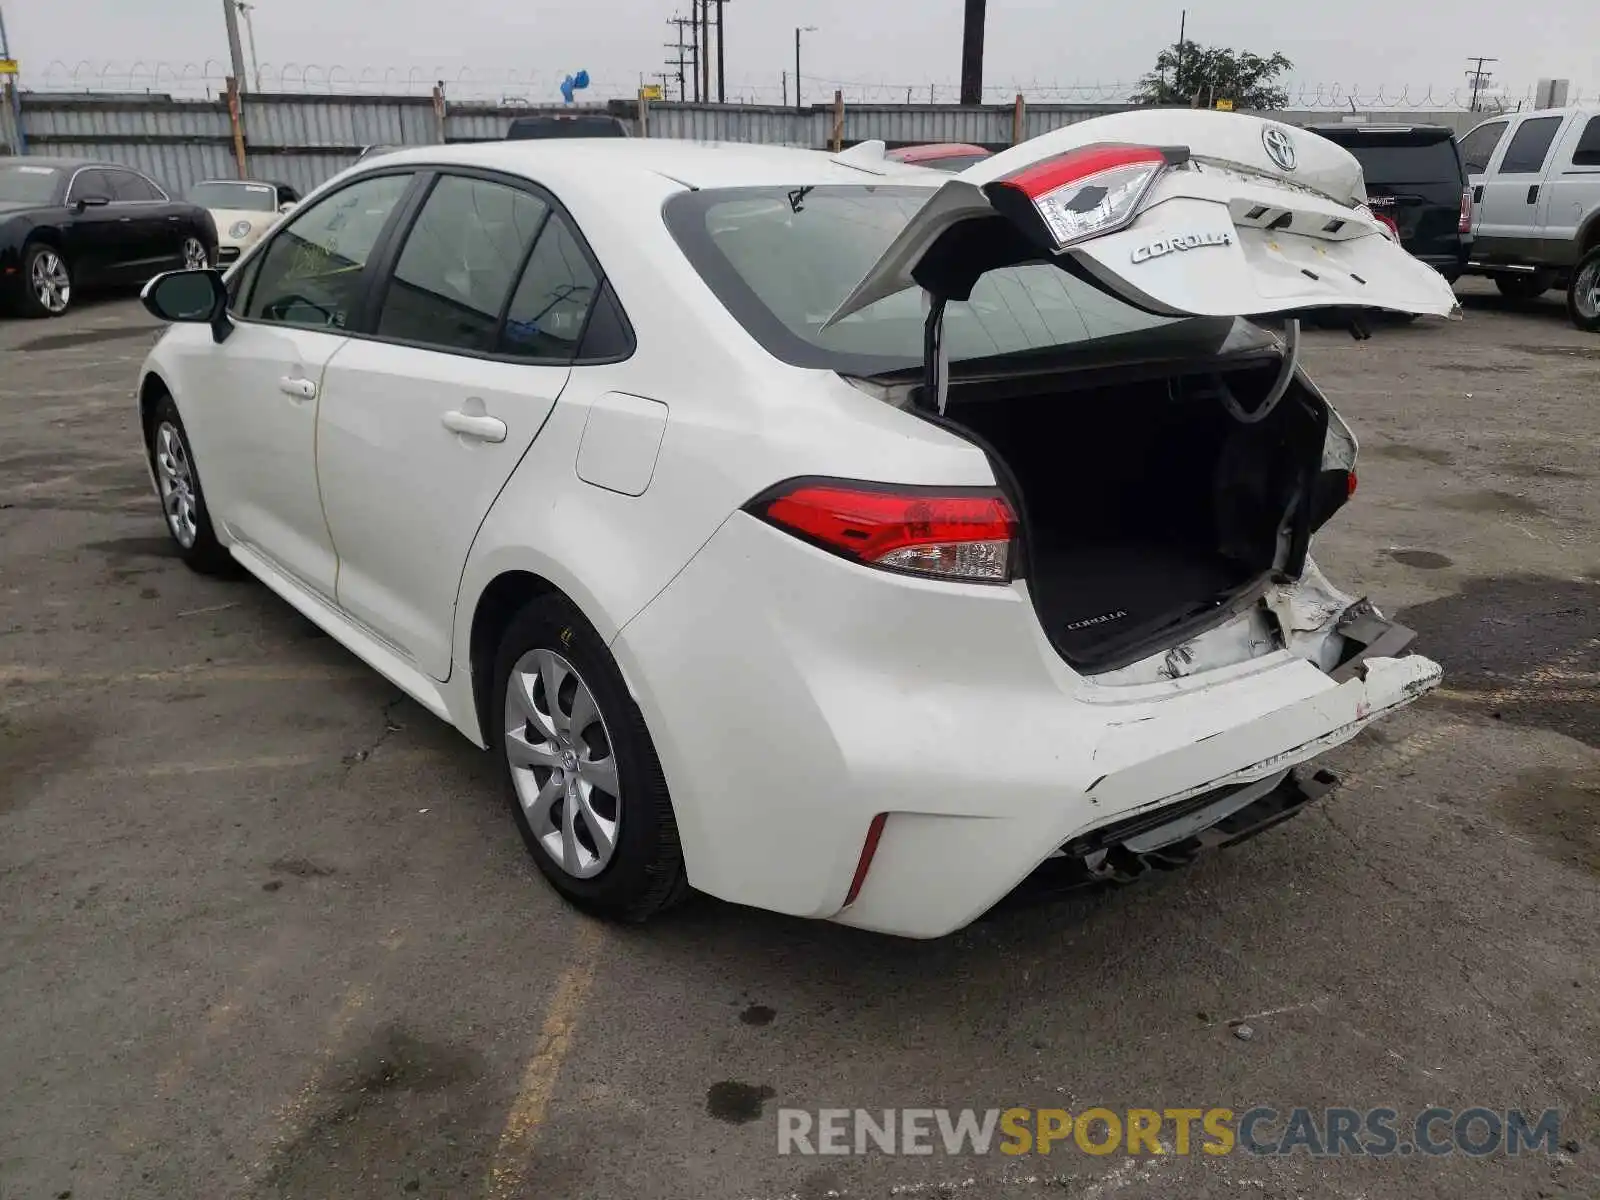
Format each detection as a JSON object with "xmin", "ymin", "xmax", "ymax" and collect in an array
[{"xmin": 884, "ymin": 143, "xmax": 993, "ymax": 172}]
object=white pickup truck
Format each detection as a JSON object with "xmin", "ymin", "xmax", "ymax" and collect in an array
[{"xmin": 1460, "ymin": 104, "xmax": 1600, "ymax": 330}]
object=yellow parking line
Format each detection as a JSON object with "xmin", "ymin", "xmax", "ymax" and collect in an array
[
  {"xmin": 245, "ymin": 976, "xmax": 379, "ymax": 1183},
  {"xmin": 484, "ymin": 919, "xmax": 606, "ymax": 1199}
]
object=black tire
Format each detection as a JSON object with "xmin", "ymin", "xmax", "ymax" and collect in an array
[
  {"xmin": 17, "ymin": 242, "xmax": 72, "ymax": 318},
  {"xmin": 1566, "ymin": 248, "xmax": 1600, "ymax": 333},
  {"xmin": 492, "ymin": 595, "xmax": 688, "ymax": 922},
  {"xmin": 146, "ymin": 393, "xmax": 234, "ymax": 575},
  {"xmin": 1494, "ymin": 272, "xmax": 1553, "ymax": 301}
]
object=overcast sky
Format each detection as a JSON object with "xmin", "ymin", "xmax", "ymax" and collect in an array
[{"xmin": 7, "ymin": 0, "xmax": 1596, "ymax": 106}]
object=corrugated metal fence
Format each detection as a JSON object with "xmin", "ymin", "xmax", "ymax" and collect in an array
[{"xmin": 4, "ymin": 89, "xmax": 1486, "ymax": 200}]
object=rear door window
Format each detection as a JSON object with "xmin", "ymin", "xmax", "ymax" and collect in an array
[
  {"xmin": 498, "ymin": 213, "xmax": 601, "ymax": 361},
  {"xmin": 1498, "ymin": 116, "xmax": 1563, "ymax": 174},
  {"xmin": 1572, "ymin": 117, "xmax": 1600, "ymax": 168},
  {"xmin": 1458, "ymin": 121, "xmax": 1507, "ymax": 174},
  {"xmin": 374, "ymin": 174, "xmax": 550, "ymax": 354}
]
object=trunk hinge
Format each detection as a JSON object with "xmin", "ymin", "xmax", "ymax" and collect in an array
[
  {"xmin": 921, "ymin": 290, "xmax": 950, "ymax": 416},
  {"xmin": 1218, "ymin": 318, "xmax": 1300, "ymax": 425}
]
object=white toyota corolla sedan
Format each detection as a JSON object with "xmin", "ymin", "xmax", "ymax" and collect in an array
[{"xmin": 134, "ymin": 111, "xmax": 1455, "ymax": 938}]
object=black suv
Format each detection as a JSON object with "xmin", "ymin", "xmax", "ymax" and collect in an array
[
  {"xmin": 505, "ymin": 114, "xmax": 630, "ymax": 140},
  {"xmin": 1306, "ymin": 124, "xmax": 1472, "ymax": 282}
]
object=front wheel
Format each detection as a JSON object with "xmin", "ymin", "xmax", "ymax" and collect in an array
[
  {"xmin": 493, "ymin": 596, "xmax": 688, "ymax": 922},
  {"xmin": 1566, "ymin": 249, "xmax": 1600, "ymax": 333},
  {"xmin": 147, "ymin": 393, "xmax": 233, "ymax": 574},
  {"xmin": 19, "ymin": 243, "xmax": 72, "ymax": 317}
]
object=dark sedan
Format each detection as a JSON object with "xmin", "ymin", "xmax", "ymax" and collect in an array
[{"xmin": 0, "ymin": 157, "xmax": 218, "ymax": 318}]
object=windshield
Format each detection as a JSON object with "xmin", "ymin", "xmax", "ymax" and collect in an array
[
  {"xmin": 0, "ymin": 164, "xmax": 62, "ymax": 206},
  {"xmin": 664, "ymin": 185, "xmax": 1176, "ymax": 374},
  {"xmin": 189, "ymin": 181, "xmax": 278, "ymax": 212}
]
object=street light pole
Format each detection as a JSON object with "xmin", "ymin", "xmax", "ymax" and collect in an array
[
  {"xmin": 237, "ymin": 2, "xmax": 263, "ymax": 93},
  {"xmin": 795, "ymin": 25, "xmax": 816, "ymax": 113},
  {"xmin": 221, "ymin": 0, "xmax": 248, "ymax": 91}
]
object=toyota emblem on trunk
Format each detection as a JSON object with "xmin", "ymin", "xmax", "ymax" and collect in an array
[{"xmin": 1263, "ymin": 126, "xmax": 1298, "ymax": 171}]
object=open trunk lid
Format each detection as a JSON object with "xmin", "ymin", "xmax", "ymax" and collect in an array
[{"xmin": 827, "ymin": 109, "xmax": 1461, "ymax": 326}]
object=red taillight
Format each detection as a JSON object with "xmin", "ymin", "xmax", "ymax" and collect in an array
[
  {"xmin": 1374, "ymin": 212, "xmax": 1400, "ymax": 240},
  {"xmin": 751, "ymin": 480, "xmax": 1018, "ymax": 583},
  {"xmin": 986, "ymin": 143, "xmax": 1181, "ymax": 250},
  {"xmin": 1459, "ymin": 187, "xmax": 1473, "ymax": 234},
  {"xmin": 1004, "ymin": 145, "xmax": 1169, "ymax": 200},
  {"xmin": 843, "ymin": 813, "xmax": 887, "ymax": 908},
  {"xmin": 1347, "ymin": 471, "xmax": 1358, "ymax": 498}
]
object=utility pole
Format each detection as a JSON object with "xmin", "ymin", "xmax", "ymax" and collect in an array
[
  {"xmin": 237, "ymin": 2, "xmax": 263, "ymax": 93},
  {"xmin": 795, "ymin": 26, "xmax": 816, "ymax": 113},
  {"xmin": 1175, "ymin": 10, "xmax": 1186, "ymax": 103},
  {"xmin": 959, "ymin": 0, "xmax": 985, "ymax": 105},
  {"xmin": 699, "ymin": 0, "xmax": 711, "ymax": 105},
  {"xmin": 715, "ymin": 0, "xmax": 726, "ymax": 104},
  {"xmin": 221, "ymin": 0, "xmax": 248, "ymax": 92},
  {"xmin": 1466, "ymin": 56, "xmax": 1498, "ymax": 112},
  {"xmin": 668, "ymin": 13, "xmax": 696, "ymax": 103}
]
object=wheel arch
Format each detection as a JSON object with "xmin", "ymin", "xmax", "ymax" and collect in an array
[
  {"xmin": 1579, "ymin": 208, "xmax": 1600, "ymax": 255},
  {"xmin": 22, "ymin": 225, "xmax": 64, "ymax": 252},
  {"xmin": 466, "ymin": 569, "xmax": 574, "ymax": 748},
  {"xmin": 137, "ymin": 370, "xmax": 173, "ymax": 451}
]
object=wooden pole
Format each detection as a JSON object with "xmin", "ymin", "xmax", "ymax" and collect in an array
[
  {"xmin": 225, "ymin": 76, "xmax": 248, "ymax": 179},
  {"xmin": 831, "ymin": 89, "xmax": 843, "ymax": 152},
  {"xmin": 1012, "ymin": 93, "xmax": 1025, "ymax": 144},
  {"xmin": 431, "ymin": 82, "xmax": 447, "ymax": 143}
]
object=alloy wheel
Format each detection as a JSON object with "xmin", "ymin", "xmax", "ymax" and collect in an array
[
  {"xmin": 504, "ymin": 649, "xmax": 622, "ymax": 879},
  {"xmin": 154, "ymin": 422, "xmax": 199, "ymax": 548},
  {"xmin": 1577, "ymin": 259, "xmax": 1600, "ymax": 321},
  {"xmin": 182, "ymin": 237, "xmax": 209, "ymax": 270},
  {"xmin": 30, "ymin": 249, "xmax": 70, "ymax": 314}
]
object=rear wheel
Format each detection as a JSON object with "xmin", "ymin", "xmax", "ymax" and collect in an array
[
  {"xmin": 181, "ymin": 236, "xmax": 210, "ymax": 270},
  {"xmin": 19, "ymin": 243, "xmax": 72, "ymax": 318},
  {"xmin": 493, "ymin": 595, "xmax": 688, "ymax": 922},
  {"xmin": 1566, "ymin": 249, "xmax": 1600, "ymax": 333},
  {"xmin": 1494, "ymin": 272, "xmax": 1554, "ymax": 301}
]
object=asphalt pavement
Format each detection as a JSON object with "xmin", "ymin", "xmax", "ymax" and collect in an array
[{"xmin": 1, "ymin": 281, "xmax": 1596, "ymax": 1200}]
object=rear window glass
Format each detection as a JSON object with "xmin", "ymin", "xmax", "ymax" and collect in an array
[
  {"xmin": 664, "ymin": 185, "xmax": 1175, "ymax": 375},
  {"xmin": 1499, "ymin": 117, "xmax": 1563, "ymax": 174},
  {"xmin": 1573, "ymin": 117, "xmax": 1600, "ymax": 168},
  {"xmin": 1314, "ymin": 133, "xmax": 1462, "ymax": 185}
]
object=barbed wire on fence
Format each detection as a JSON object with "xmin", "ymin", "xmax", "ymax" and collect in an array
[{"xmin": 19, "ymin": 60, "xmax": 1588, "ymax": 113}]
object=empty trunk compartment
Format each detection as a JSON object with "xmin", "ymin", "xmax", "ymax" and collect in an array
[{"xmin": 943, "ymin": 356, "xmax": 1330, "ymax": 673}]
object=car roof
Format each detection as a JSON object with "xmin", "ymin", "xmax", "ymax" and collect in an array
[
  {"xmin": 0, "ymin": 156, "xmax": 123, "ymax": 171},
  {"xmin": 362, "ymin": 138, "xmax": 936, "ymax": 191},
  {"xmin": 1305, "ymin": 123, "xmax": 1456, "ymax": 137},
  {"xmin": 887, "ymin": 143, "xmax": 991, "ymax": 160},
  {"xmin": 194, "ymin": 178, "xmax": 282, "ymax": 187}
]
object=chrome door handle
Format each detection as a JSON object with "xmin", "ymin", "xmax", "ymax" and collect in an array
[
  {"xmin": 278, "ymin": 376, "xmax": 317, "ymax": 401},
  {"xmin": 441, "ymin": 410, "xmax": 507, "ymax": 443}
]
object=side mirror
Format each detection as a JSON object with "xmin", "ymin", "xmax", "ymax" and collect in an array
[
  {"xmin": 278, "ymin": 200, "xmax": 297, "ymax": 214},
  {"xmin": 141, "ymin": 269, "xmax": 234, "ymax": 344},
  {"xmin": 74, "ymin": 194, "xmax": 111, "ymax": 211}
]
